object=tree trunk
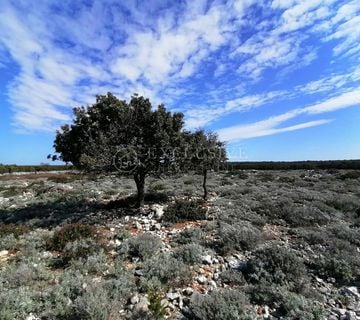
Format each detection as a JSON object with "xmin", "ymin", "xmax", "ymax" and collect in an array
[
  {"xmin": 134, "ymin": 172, "xmax": 146, "ymax": 208},
  {"xmin": 202, "ymin": 168, "xmax": 208, "ymax": 200}
]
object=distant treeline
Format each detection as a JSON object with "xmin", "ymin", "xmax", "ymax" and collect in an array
[
  {"xmin": 0, "ymin": 164, "xmax": 73, "ymax": 174},
  {"xmin": 1, "ymin": 160, "xmax": 359, "ymax": 174},
  {"xmin": 226, "ymin": 160, "xmax": 360, "ymax": 171}
]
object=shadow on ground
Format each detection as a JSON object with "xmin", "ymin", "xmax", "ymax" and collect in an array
[{"xmin": 0, "ymin": 191, "xmax": 169, "ymax": 228}]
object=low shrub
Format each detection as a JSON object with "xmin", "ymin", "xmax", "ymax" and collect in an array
[
  {"xmin": 326, "ymin": 195, "xmax": 360, "ymax": 213},
  {"xmin": 329, "ymin": 224, "xmax": 360, "ymax": 246},
  {"xmin": 173, "ymin": 243, "xmax": 205, "ymax": 265},
  {"xmin": 220, "ymin": 269, "xmax": 246, "ymax": 286},
  {"xmin": 144, "ymin": 191, "xmax": 169, "ymax": 203},
  {"xmin": 139, "ymin": 254, "xmax": 190, "ymax": 291},
  {"xmin": 70, "ymin": 250, "xmax": 110, "ymax": 274},
  {"xmin": 50, "ymin": 238, "xmax": 103, "ymax": 268},
  {"xmin": 0, "ymin": 287, "xmax": 40, "ymax": 320},
  {"xmin": 284, "ymin": 206, "xmax": 330, "ymax": 227},
  {"xmin": 277, "ymin": 292, "xmax": 325, "ymax": 319},
  {"xmin": 2, "ymin": 186, "xmax": 22, "ymax": 197},
  {"xmin": 47, "ymin": 174, "xmax": 77, "ymax": 184},
  {"xmin": 47, "ymin": 223, "xmax": 97, "ymax": 251},
  {"xmin": 339, "ymin": 171, "xmax": 360, "ymax": 180},
  {"xmin": 1, "ymin": 261, "xmax": 50, "ymax": 289},
  {"xmin": 187, "ymin": 289, "xmax": 254, "ymax": 320},
  {"xmin": 291, "ymin": 227, "xmax": 330, "ymax": 246},
  {"xmin": 0, "ymin": 234, "xmax": 18, "ymax": 250},
  {"xmin": 244, "ymin": 244, "xmax": 309, "ymax": 291},
  {"xmin": 309, "ymin": 256, "xmax": 354, "ymax": 284},
  {"xmin": 172, "ymin": 228, "xmax": 203, "ymax": 246},
  {"xmin": 148, "ymin": 181, "xmax": 167, "ymax": 191},
  {"xmin": 217, "ymin": 221, "xmax": 263, "ymax": 254},
  {"xmin": 0, "ymin": 223, "xmax": 30, "ymax": 238},
  {"xmin": 163, "ymin": 199, "xmax": 207, "ymax": 223},
  {"xmin": 70, "ymin": 282, "xmax": 126, "ymax": 320},
  {"xmin": 40, "ymin": 269, "xmax": 135, "ymax": 319},
  {"xmin": 237, "ymin": 171, "xmax": 249, "ymax": 180},
  {"xmin": 119, "ymin": 233, "xmax": 163, "ymax": 261}
]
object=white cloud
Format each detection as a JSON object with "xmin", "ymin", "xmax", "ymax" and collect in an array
[
  {"xmin": 304, "ymin": 88, "xmax": 360, "ymax": 114},
  {"xmin": 185, "ymin": 90, "xmax": 286, "ymax": 128},
  {"xmin": 297, "ymin": 66, "xmax": 360, "ymax": 94},
  {"xmin": 218, "ymin": 118, "xmax": 332, "ymax": 141},
  {"xmin": 0, "ymin": 0, "xmax": 358, "ymax": 135},
  {"xmin": 217, "ymin": 88, "xmax": 360, "ymax": 141}
]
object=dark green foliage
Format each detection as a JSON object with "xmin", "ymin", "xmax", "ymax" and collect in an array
[
  {"xmin": 310, "ymin": 257, "xmax": 354, "ymax": 284},
  {"xmin": 188, "ymin": 289, "xmax": 253, "ymax": 320},
  {"xmin": 339, "ymin": 170, "xmax": 360, "ymax": 180},
  {"xmin": 172, "ymin": 228, "xmax": 203, "ymax": 245},
  {"xmin": 220, "ymin": 269, "xmax": 246, "ymax": 286},
  {"xmin": 47, "ymin": 224, "xmax": 97, "ymax": 251},
  {"xmin": 0, "ymin": 224, "xmax": 30, "ymax": 238},
  {"xmin": 228, "ymin": 160, "xmax": 360, "ymax": 170},
  {"xmin": 173, "ymin": 243, "xmax": 204, "ymax": 265},
  {"xmin": 163, "ymin": 199, "xmax": 207, "ymax": 222},
  {"xmin": 244, "ymin": 244, "xmax": 309, "ymax": 290},
  {"xmin": 119, "ymin": 233, "xmax": 163, "ymax": 261},
  {"xmin": 217, "ymin": 222, "xmax": 263, "ymax": 254},
  {"xmin": 52, "ymin": 93, "xmax": 187, "ymax": 207},
  {"xmin": 144, "ymin": 191, "xmax": 169, "ymax": 203}
]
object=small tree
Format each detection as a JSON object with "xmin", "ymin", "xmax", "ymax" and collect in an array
[
  {"xmin": 52, "ymin": 93, "xmax": 185, "ymax": 207},
  {"xmin": 183, "ymin": 130, "xmax": 226, "ymax": 200}
]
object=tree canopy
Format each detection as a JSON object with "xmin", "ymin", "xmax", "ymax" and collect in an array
[{"xmin": 52, "ymin": 93, "xmax": 226, "ymax": 207}]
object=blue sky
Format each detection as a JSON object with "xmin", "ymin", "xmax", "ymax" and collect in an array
[{"xmin": 0, "ymin": 0, "xmax": 359, "ymax": 164}]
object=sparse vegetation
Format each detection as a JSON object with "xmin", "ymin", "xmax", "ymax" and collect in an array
[{"xmin": 0, "ymin": 169, "xmax": 359, "ymax": 319}]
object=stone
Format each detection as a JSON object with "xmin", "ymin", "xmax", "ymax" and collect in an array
[
  {"xmin": 0, "ymin": 250, "xmax": 9, "ymax": 257},
  {"xmin": 225, "ymin": 256, "xmax": 240, "ymax": 269},
  {"xmin": 201, "ymin": 255, "xmax": 213, "ymax": 265},
  {"xmin": 154, "ymin": 223, "xmax": 162, "ymax": 231},
  {"xmin": 213, "ymin": 272, "xmax": 220, "ymax": 281},
  {"xmin": 346, "ymin": 311, "xmax": 356, "ymax": 319},
  {"xmin": 166, "ymin": 292, "xmax": 181, "ymax": 301},
  {"xmin": 135, "ymin": 269, "xmax": 144, "ymax": 276},
  {"xmin": 196, "ymin": 275, "xmax": 207, "ymax": 284},
  {"xmin": 344, "ymin": 287, "xmax": 360, "ymax": 298},
  {"xmin": 183, "ymin": 287, "xmax": 194, "ymax": 296},
  {"xmin": 160, "ymin": 299, "xmax": 169, "ymax": 308},
  {"xmin": 134, "ymin": 296, "xmax": 149, "ymax": 313},
  {"xmin": 130, "ymin": 294, "xmax": 139, "ymax": 305},
  {"xmin": 25, "ymin": 314, "xmax": 40, "ymax": 320},
  {"xmin": 151, "ymin": 204, "xmax": 164, "ymax": 219}
]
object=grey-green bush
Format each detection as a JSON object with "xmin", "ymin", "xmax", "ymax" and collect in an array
[{"xmin": 188, "ymin": 289, "xmax": 254, "ymax": 320}]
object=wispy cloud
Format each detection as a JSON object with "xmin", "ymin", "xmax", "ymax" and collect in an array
[{"xmin": 217, "ymin": 88, "xmax": 360, "ymax": 141}]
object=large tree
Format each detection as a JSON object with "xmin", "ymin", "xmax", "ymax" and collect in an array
[{"xmin": 52, "ymin": 93, "xmax": 185, "ymax": 207}]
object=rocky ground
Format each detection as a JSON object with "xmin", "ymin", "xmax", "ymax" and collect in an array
[{"xmin": 0, "ymin": 170, "xmax": 359, "ymax": 319}]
